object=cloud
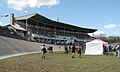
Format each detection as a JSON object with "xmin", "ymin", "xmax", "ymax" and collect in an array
[
  {"xmin": 0, "ymin": 21, "xmax": 3, "ymax": 25},
  {"xmin": 88, "ymin": 31, "xmax": 106, "ymax": 37},
  {"xmin": 94, "ymin": 31, "xmax": 105, "ymax": 35},
  {"xmin": 0, "ymin": 5, "xmax": 3, "ymax": 9},
  {"xmin": 104, "ymin": 24, "xmax": 118, "ymax": 29},
  {"xmin": 24, "ymin": 10, "xmax": 28, "ymax": 13},
  {"xmin": 6, "ymin": 0, "xmax": 60, "ymax": 11},
  {"xmin": 0, "ymin": 21, "xmax": 9, "ymax": 26}
]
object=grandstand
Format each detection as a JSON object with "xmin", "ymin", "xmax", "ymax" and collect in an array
[{"xmin": 1, "ymin": 13, "xmax": 97, "ymax": 44}]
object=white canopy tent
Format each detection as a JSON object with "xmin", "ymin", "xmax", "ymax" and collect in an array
[{"xmin": 84, "ymin": 39, "xmax": 108, "ymax": 55}]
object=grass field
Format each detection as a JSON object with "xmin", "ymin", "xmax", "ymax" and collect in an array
[{"xmin": 0, "ymin": 52, "xmax": 120, "ymax": 72}]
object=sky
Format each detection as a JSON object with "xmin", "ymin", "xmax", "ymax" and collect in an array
[{"xmin": 0, "ymin": 0, "xmax": 120, "ymax": 37}]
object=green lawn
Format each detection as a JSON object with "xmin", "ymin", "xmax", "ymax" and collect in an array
[{"xmin": 0, "ymin": 52, "xmax": 120, "ymax": 72}]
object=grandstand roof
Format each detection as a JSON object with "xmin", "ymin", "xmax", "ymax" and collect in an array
[{"xmin": 15, "ymin": 13, "xmax": 97, "ymax": 33}]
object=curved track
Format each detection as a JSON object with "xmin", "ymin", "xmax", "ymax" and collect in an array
[{"xmin": 0, "ymin": 36, "xmax": 63, "ymax": 60}]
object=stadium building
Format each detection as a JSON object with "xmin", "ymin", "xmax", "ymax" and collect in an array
[{"xmin": 4, "ymin": 13, "xmax": 97, "ymax": 44}]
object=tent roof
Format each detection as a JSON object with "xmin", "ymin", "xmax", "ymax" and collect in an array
[
  {"xmin": 86, "ymin": 39, "xmax": 108, "ymax": 48},
  {"xmin": 87, "ymin": 39, "xmax": 107, "ymax": 44}
]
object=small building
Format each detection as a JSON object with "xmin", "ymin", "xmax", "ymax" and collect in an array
[{"xmin": 7, "ymin": 23, "xmax": 27, "ymax": 38}]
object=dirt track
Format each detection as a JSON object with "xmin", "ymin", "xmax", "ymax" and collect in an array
[{"xmin": 0, "ymin": 36, "xmax": 64, "ymax": 59}]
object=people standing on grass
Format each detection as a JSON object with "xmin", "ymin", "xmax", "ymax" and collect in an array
[
  {"xmin": 103, "ymin": 45, "xmax": 107, "ymax": 55},
  {"xmin": 76, "ymin": 43, "xmax": 82, "ymax": 58},
  {"xmin": 47, "ymin": 45, "xmax": 53, "ymax": 53},
  {"xmin": 49, "ymin": 45, "xmax": 53, "ymax": 53},
  {"xmin": 68, "ymin": 45, "xmax": 71, "ymax": 52},
  {"xmin": 41, "ymin": 45, "xmax": 47, "ymax": 59},
  {"xmin": 72, "ymin": 44, "xmax": 76, "ymax": 58},
  {"xmin": 116, "ymin": 44, "xmax": 120, "ymax": 59},
  {"xmin": 47, "ymin": 45, "xmax": 50, "ymax": 52},
  {"xmin": 64, "ymin": 45, "xmax": 68, "ymax": 53}
]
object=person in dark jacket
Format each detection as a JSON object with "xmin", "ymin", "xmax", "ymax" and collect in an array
[
  {"xmin": 41, "ymin": 45, "xmax": 47, "ymax": 59},
  {"xmin": 64, "ymin": 45, "xmax": 68, "ymax": 53},
  {"xmin": 72, "ymin": 45, "xmax": 76, "ymax": 58}
]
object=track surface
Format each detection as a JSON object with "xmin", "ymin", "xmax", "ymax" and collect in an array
[{"xmin": 0, "ymin": 36, "xmax": 64, "ymax": 59}]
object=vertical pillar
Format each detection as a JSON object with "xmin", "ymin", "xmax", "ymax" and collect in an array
[
  {"xmin": 64, "ymin": 27, "xmax": 65, "ymax": 36},
  {"xmin": 85, "ymin": 31, "xmax": 86, "ymax": 42},
  {"xmin": 36, "ymin": 21, "xmax": 38, "ymax": 34},
  {"xmin": 26, "ymin": 19, "xmax": 28, "ymax": 30},
  {"xmin": 10, "ymin": 13, "xmax": 14, "ymax": 25},
  {"xmin": 70, "ymin": 30, "xmax": 71, "ymax": 37},
  {"xmin": 55, "ymin": 26, "xmax": 56, "ymax": 35},
  {"xmin": 54, "ymin": 26, "xmax": 56, "ymax": 44},
  {"xmin": 78, "ymin": 30, "xmax": 79, "ymax": 39},
  {"xmin": 43, "ymin": 24, "xmax": 45, "ymax": 43},
  {"xmin": 25, "ymin": 19, "xmax": 30, "ymax": 41},
  {"xmin": 36, "ymin": 21, "xmax": 39, "ymax": 42},
  {"xmin": 44, "ymin": 24, "xmax": 45, "ymax": 35},
  {"xmin": 71, "ymin": 29, "xmax": 73, "ymax": 37}
]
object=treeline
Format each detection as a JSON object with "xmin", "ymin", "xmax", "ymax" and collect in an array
[{"xmin": 97, "ymin": 36, "xmax": 120, "ymax": 43}]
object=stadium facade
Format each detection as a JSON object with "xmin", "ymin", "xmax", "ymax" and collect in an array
[{"xmin": 5, "ymin": 13, "xmax": 97, "ymax": 44}]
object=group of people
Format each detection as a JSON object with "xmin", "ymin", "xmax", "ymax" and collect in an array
[
  {"xmin": 40, "ymin": 42, "xmax": 120, "ymax": 59},
  {"xmin": 116, "ymin": 44, "xmax": 120, "ymax": 59},
  {"xmin": 40, "ymin": 43, "xmax": 83, "ymax": 59},
  {"xmin": 64, "ymin": 43, "xmax": 84, "ymax": 58},
  {"xmin": 71, "ymin": 44, "xmax": 82, "ymax": 58},
  {"xmin": 105, "ymin": 43, "xmax": 120, "ymax": 59},
  {"xmin": 41, "ymin": 45, "xmax": 53, "ymax": 59},
  {"xmin": 103, "ymin": 43, "xmax": 120, "ymax": 59}
]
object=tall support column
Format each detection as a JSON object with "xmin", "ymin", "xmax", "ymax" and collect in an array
[
  {"xmin": 36, "ymin": 21, "xmax": 38, "ymax": 34},
  {"xmin": 78, "ymin": 30, "xmax": 79, "ymax": 39},
  {"xmin": 55, "ymin": 26, "xmax": 56, "ymax": 35},
  {"xmin": 71, "ymin": 29, "xmax": 73, "ymax": 37},
  {"xmin": 10, "ymin": 13, "xmax": 14, "ymax": 25},
  {"xmin": 43, "ymin": 24, "xmax": 46, "ymax": 43},
  {"xmin": 54, "ymin": 26, "xmax": 57, "ymax": 44},
  {"xmin": 44, "ymin": 24, "xmax": 45, "ymax": 35},
  {"xmin": 25, "ymin": 19, "xmax": 30, "ymax": 41},
  {"xmin": 25, "ymin": 19, "xmax": 28, "ymax": 30},
  {"xmin": 64, "ymin": 27, "xmax": 65, "ymax": 36},
  {"xmin": 36, "ymin": 21, "xmax": 39, "ymax": 42},
  {"xmin": 85, "ymin": 31, "xmax": 86, "ymax": 42}
]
